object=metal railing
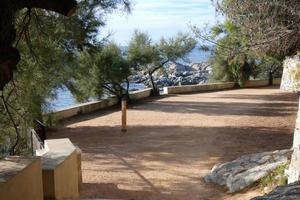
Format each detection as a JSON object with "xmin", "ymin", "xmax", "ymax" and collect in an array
[{"xmin": 30, "ymin": 119, "xmax": 46, "ymax": 156}]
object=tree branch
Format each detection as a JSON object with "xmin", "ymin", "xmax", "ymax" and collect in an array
[{"xmin": 15, "ymin": 0, "xmax": 77, "ymax": 17}]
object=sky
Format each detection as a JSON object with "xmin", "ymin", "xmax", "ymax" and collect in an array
[{"xmin": 102, "ymin": 0, "xmax": 222, "ymax": 45}]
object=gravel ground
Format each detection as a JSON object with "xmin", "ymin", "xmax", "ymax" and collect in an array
[{"xmin": 49, "ymin": 86, "xmax": 298, "ymax": 200}]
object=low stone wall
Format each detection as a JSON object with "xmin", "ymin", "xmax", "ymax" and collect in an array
[
  {"xmin": 0, "ymin": 157, "xmax": 44, "ymax": 200},
  {"xmin": 49, "ymin": 89, "xmax": 152, "ymax": 121},
  {"xmin": 51, "ymin": 97, "xmax": 119, "ymax": 121},
  {"xmin": 273, "ymin": 78, "xmax": 282, "ymax": 85},
  {"xmin": 164, "ymin": 79, "xmax": 282, "ymax": 94},
  {"xmin": 40, "ymin": 139, "xmax": 81, "ymax": 200},
  {"xmin": 244, "ymin": 79, "xmax": 270, "ymax": 88},
  {"xmin": 129, "ymin": 88, "xmax": 152, "ymax": 100},
  {"xmin": 163, "ymin": 82, "xmax": 235, "ymax": 94}
]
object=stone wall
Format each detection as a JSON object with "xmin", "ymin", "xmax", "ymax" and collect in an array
[
  {"xmin": 129, "ymin": 88, "xmax": 152, "ymax": 100},
  {"xmin": 243, "ymin": 79, "xmax": 270, "ymax": 88},
  {"xmin": 163, "ymin": 79, "xmax": 282, "ymax": 95},
  {"xmin": 50, "ymin": 97, "xmax": 119, "ymax": 121},
  {"xmin": 163, "ymin": 82, "xmax": 235, "ymax": 94},
  {"xmin": 49, "ymin": 88, "xmax": 152, "ymax": 121},
  {"xmin": 0, "ymin": 157, "xmax": 44, "ymax": 200},
  {"xmin": 273, "ymin": 78, "xmax": 282, "ymax": 86}
]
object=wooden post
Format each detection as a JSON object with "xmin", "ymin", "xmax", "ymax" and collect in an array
[{"xmin": 121, "ymin": 97, "xmax": 127, "ymax": 132}]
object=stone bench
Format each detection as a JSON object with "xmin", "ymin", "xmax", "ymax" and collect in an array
[{"xmin": 0, "ymin": 157, "xmax": 43, "ymax": 200}]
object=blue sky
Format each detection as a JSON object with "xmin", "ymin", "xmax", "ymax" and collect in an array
[{"xmin": 102, "ymin": 0, "xmax": 222, "ymax": 45}]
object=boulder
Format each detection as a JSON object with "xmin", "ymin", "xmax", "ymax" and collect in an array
[
  {"xmin": 252, "ymin": 181, "xmax": 300, "ymax": 200},
  {"xmin": 204, "ymin": 149, "xmax": 292, "ymax": 193},
  {"xmin": 167, "ymin": 63, "xmax": 195, "ymax": 74}
]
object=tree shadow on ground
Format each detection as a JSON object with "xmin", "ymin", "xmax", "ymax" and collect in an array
[
  {"xmin": 50, "ymin": 125, "xmax": 293, "ymax": 200},
  {"xmin": 130, "ymin": 100, "xmax": 297, "ymax": 117},
  {"xmin": 208, "ymin": 92, "xmax": 298, "ymax": 102}
]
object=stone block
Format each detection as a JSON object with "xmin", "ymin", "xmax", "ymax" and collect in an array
[
  {"xmin": 40, "ymin": 139, "xmax": 80, "ymax": 200},
  {"xmin": 0, "ymin": 157, "xmax": 43, "ymax": 200}
]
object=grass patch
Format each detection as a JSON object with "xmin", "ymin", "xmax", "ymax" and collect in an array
[{"xmin": 259, "ymin": 162, "xmax": 289, "ymax": 193}]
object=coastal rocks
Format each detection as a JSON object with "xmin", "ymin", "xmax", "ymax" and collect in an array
[
  {"xmin": 280, "ymin": 55, "xmax": 300, "ymax": 92},
  {"xmin": 167, "ymin": 62, "xmax": 196, "ymax": 74},
  {"xmin": 129, "ymin": 62, "xmax": 212, "ymax": 88},
  {"xmin": 251, "ymin": 181, "xmax": 300, "ymax": 200},
  {"xmin": 204, "ymin": 149, "xmax": 292, "ymax": 193}
]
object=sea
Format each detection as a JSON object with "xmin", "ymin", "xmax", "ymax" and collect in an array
[{"xmin": 48, "ymin": 48, "xmax": 212, "ymax": 111}]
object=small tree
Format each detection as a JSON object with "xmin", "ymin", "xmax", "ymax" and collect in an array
[
  {"xmin": 128, "ymin": 30, "xmax": 196, "ymax": 94},
  {"xmin": 73, "ymin": 43, "xmax": 131, "ymax": 102},
  {"xmin": 195, "ymin": 21, "xmax": 257, "ymax": 86},
  {"xmin": 0, "ymin": 0, "xmax": 130, "ymax": 155}
]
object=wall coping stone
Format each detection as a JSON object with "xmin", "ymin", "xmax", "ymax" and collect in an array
[
  {"xmin": 0, "ymin": 156, "xmax": 39, "ymax": 183},
  {"xmin": 40, "ymin": 139, "xmax": 76, "ymax": 170}
]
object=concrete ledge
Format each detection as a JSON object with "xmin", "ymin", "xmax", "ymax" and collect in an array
[
  {"xmin": 51, "ymin": 97, "xmax": 119, "ymax": 121},
  {"xmin": 163, "ymin": 79, "xmax": 282, "ymax": 95},
  {"xmin": 129, "ymin": 88, "xmax": 152, "ymax": 100},
  {"xmin": 49, "ymin": 89, "xmax": 152, "ymax": 121},
  {"xmin": 273, "ymin": 78, "xmax": 282, "ymax": 86},
  {"xmin": 40, "ymin": 139, "xmax": 80, "ymax": 200},
  {"xmin": 244, "ymin": 79, "xmax": 269, "ymax": 88},
  {"xmin": 0, "ymin": 157, "xmax": 43, "ymax": 200},
  {"xmin": 163, "ymin": 82, "xmax": 235, "ymax": 94}
]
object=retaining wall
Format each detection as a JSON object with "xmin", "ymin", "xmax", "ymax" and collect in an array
[
  {"xmin": 129, "ymin": 88, "xmax": 152, "ymax": 100},
  {"xmin": 164, "ymin": 79, "xmax": 282, "ymax": 94},
  {"xmin": 163, "ymin": 82, "xmax": 235, "ymax": 94},
  {"xmin": 51, "ymin": 97, "xmax": 119, "ymax": 121},
  {"xmin": 243, "ymin": 79, "xmax": 270, "ymax": 88},
  {"xmin": 273, "ymin": 78, "xmax": 282, "ymax": 86},
  {"xmin": 49, "ymin": 88, "xmax": 152, "ymax": 121}
]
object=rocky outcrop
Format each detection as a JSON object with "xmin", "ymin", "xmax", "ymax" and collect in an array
[
  {"xmin": 204, "ymin": 149, "xmax": 292, "ymax": 193},
  {"xmin": 280, "ymin": 55, "xmax": 300, "ymax": 184},
  {"xmin": 252, "ymin": 182, "xmax": 300, "ymax": 200},
  {"xmin": 280, "ymin": 55, "xmax": 300, "ymax": 92},
  {"xmin": 129, "ymin": 62, "xmax": 212, "ymax": 88}
]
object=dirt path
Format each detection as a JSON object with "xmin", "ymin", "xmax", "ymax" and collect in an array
[{"xmin": 49, "ymin": 86, "xmax": 298, "ymax": 200}]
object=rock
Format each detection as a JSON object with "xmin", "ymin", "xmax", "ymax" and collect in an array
[
  {"xmin": 167, "ymin": 63, "xmax": 195, "ymax": 74},
  {"xmin": 129, "ymin": 62, "xmax": 211, "ymax": 88},
  {"xmin": 252, "ymin": 181, "xmax": 300, "ymax": 200},
  {"xmin": 204, "ymin": 149, "xmax": 292, "ymax": 193}
]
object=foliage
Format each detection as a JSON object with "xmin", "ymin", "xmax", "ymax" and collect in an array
[
  {"xmin": 194, "ymin": 20, "xmax": 284, "ymax": 86},
  {"xmin": 0, "ymin": 0, "xmax": 130, "ymax": 155},
  {"xmin": 255, "ymin": 56, "xmax": 283, "ymax": 80},
  {"xmin": 127, "ymin": 30, "xmax": 196, "ymax": 93},
  {"xmin": 213, "ymin": 0, "xmax": 300, "ymax": 57},
  {"xmin": 259, "ymin": 162, "xmax": 289, "ymax": 192},
  {"xmin": 72, "ymin": 43, "xmax": 131, "ymax": 101},
  {"xmin": 195, "ymin": 21, "xmax": 257, "ymax": 85}
]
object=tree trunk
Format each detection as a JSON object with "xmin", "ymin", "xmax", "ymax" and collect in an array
[
  {"xmin": 148, "ymin": 72, "xmax": 159, "ymax": 96},
  {"xmin": 0, "ymin": 0, "xmax": 77, "ymax": 90},
  {"xmin": 268, "ymin": 71, "xmax": 273, "ymax": 86},
  {"xmin": 15, "ymin": 0, "xmax": 77, "ymax": 17}
]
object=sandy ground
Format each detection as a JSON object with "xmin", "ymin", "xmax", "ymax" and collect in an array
[{"xmin": 49, "ymin": 86, "xmax": 299, "ymax": 200}]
